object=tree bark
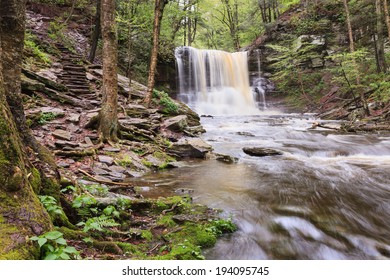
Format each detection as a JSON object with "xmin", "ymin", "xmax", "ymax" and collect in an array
[
  {"xmin": 88, "ymin": 0, "xmax": 101, "ymax": 63},
  {"xmin": 384, "ymin": 0, "xmax": 390, "ymax": 40},
  {"xmin": 375, "ymin": 0, "xmax": 387, "ymax": 73},
  {"xmin": 0, "ymin": 0, "xmax": 52, "ymax": 259},
  {"xmin": 144, "ymin": 0, "xmax": 168, "ymax": 107},
  {"xmin": 99, "ymin": 0, "xmax": 119, "ymax": 143}
]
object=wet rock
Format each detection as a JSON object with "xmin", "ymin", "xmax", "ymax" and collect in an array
[
  {"xmin": 175, "ymin": 188, "xmax": 195, "ymax": 195},
  {"xmin": 108, "ymin": 172, "xmax": 126, "ymax": 180},
  {"xmin": 214, "ymin": 153, "xmax": 238, "ymax": 164},
  {"xmin": 52, "ymin": 129, "xmax": 72, "ymax": 141},
  {"xmin": 98, "ymin": 155, "xmax": 114, "ymax": 165},
  {"xmin": 237, "ymin": 131, "xmax": 255, "ymax": 137},
  {"xmin": 167, "ymin": 138, "xmax": 213, "ymax": 158},
  {"xmin": 184, "ymin": 125, "xmax": 206, "ymax": 135},
  {"xmin": 163, "ymin": 115, "xmax": 188, "ymax": 132},
  {"xmin": 125, "ymin": 104, "xmax": 150, "ymax": 118},
  {"xmin": 243, "ymin": 147, "xmax": 283, "ymax": 157}
]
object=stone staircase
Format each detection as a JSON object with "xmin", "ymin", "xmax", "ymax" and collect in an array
[{"xmin": 56, "ymin": 44, "xmax": 96, "ymax": 99}]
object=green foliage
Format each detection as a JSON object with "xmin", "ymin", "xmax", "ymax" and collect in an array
[
  {"xmin": 77, "ymin": 215, "xmax": 120, "ymax": 233},
  {"xmin": 115, "ymin": 154, "xmax": 132, "ymax": 167},
  {"xmin": 72, "ymin": 194, "xmax": 98, "ymax": 217},
  {"xmin": 152, "ymin": 89, "xmax": 179, "ymax": 114},
  {"xmin": 24, "ymin": 32, "xmax": 50, "ymax": 65},
  {"xmin": 38, "ymin": 195, "xmax": 64, "ymax": 217},
  {"xmin": 38, "ymin": 112, "xmax": 57, "ymax": 125},
  {"xmin": 206, "ymin": 218, "xmax": 237, "ymax": 235},
  {"xmin": 30, "ymin": 231, "xmax": 80, "ymax": 260}
]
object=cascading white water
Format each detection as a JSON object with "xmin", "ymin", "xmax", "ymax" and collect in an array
[{"xmin": 175, "ymin": 46, "xmax": 259, "ymax": 115}]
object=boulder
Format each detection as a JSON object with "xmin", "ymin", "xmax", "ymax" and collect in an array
[
  {"xmin": 163, "ymin": 115, "xmax": 188, "ymax": 132},
  {"xmin": 243, "ymin": 147, "xmax": 283, "ymax": 157},
  {"xmin": 168, "ymin": 138, "xmax": 213, "ymax": 158}
]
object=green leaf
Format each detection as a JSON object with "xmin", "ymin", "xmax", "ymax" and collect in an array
[
  {"xmin": 55, "ymin": 238, "xmax": 67, "ymax": 246},
  {"xmin": 46, "ymin": 244, "xmax": 55, "ymax": 252},
  {"xmin": 37, "ymin": 237, "xmax": 47, "ymax": 247},
  {"xmin": 59, "ymin": 253, "xmax": 71, "ymax": 260},
  {"xmin": 44, "ymin": 231, "xmax": 63, "ymax": 240},
  {"xmin": 63, "ymin": 246, "xmax": 79, "ymax": 254},
  {"xmin": 30, "ymin": 236, "xmax": 39, "ymax": 241},
  {"xmin": 44, "ymin": 253, "xmax": 58, "ymax": 260}
]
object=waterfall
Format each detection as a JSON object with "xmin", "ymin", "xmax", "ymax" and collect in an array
[{"xmin": 175, "ymin": 46, "xmax": 259, "ymax": 115}]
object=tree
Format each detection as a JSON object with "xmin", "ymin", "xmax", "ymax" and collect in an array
[
  {"xmin": 0, "ymin": 0, "xmax": 52, "ymax": 259},
  {"xmin": 342, "ymin": 0, "xmax": 370, "ymax": 115},
  {"xmin": 144, "ymin": 0, "xmax": 168, "ymax": 107},
  {"xmin": 89, "ymin": 0, "xmax": 102, "ymax": 63},
  {"xmin": 384, "ymin": 0, "xmax": 390, "ymax": 40},
  {"xmin": 375, "ymin": 0, "xmax": 387, "ymax": 73},
  {"xmin": 99, "ymin": 0, "xmax": 119, "ymax": 142}
]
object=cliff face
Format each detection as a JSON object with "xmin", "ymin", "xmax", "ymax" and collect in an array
[{"xmin": 246, "ymin": 2, "xmax": 390, "ymax": 125}]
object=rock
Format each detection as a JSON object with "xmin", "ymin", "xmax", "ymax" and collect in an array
[
  {"xmin": 237, "ymin": 131, "xmax": 255, "ymax": 137},
  {"xmin": 54, "ymin": 140, "xmax": 79, "ymax": 148},
  {"xmin": 214, "ymin": 153, "xmax": 238, "ymax": 164},
  {"xmin": 167, "ymin": 138, "xmax": 213, "ymax": 158},
  {"xmin": 296, "ymin": 35, "xmax": 326, "ymax": 50},
  {"xmin": 242, "ymin": 147, "xmax": 283, "ymax": 157},
  {"xmin": 84, "ymin": 137, "xmax": 94, "ymax": 146},
  {"xmin": 68, "ymin": 113, "xmax": 80, "ymax": 124},
  {"xmin": 52, "ymin": 129, "xmax": 72, "ymax": 141},
  {"xmin": 311, "ymin": 57, "xmax": 324, "ymax": 68},
  {"xmin": 103, "ymin": 147, "xmax": 121, "ymax": 153},
  {"xmin": 41, "ymin": 106, "xmax": 65, "ymax": 116},
  {"xmin": 93, "ymin": 167, "xmax": 110, "ymax": 176},
  {"xmin": 163, "ymin": 115, "xmax": 188, "ymax": 132},
  {"xmin": 125, "ymin": 104, "xmax": 150, "ymax": 118},
  {"xmin": 185, "ymin": 125, "xmax": 206, "ymax": 135},
  {"xmin": 98, "ymin": 155, "xmax": 115, "ymax": 165},
  {"xmin": 175, "ymin": 188, "xmax": 195, "ymax": 195},
  {"xmin": 108, "ymin": 165, "xmax": 126, "ymax": 173},
  {"xmin": 172, "ymin": 214, "xmax": 203, "ymax": 224}
]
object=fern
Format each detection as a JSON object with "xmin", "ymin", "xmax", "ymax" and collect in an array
[{"xmin": 79, "ymin": 215, "xmax": 120, "ymax": 233}]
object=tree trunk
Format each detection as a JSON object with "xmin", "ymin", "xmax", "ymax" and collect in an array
[
  {"xmin": 375, "ymin": 0, "xmax": 387, "ymax": 73},
  {"xmin": 384, "ymin": 0, "xmax": 390, "ymax": 40},
  {"xmin": 89, "ymin": 0, "xmax": 101, "ymax": 63},
  {"xmin": 1, "ymin": 0, "xmax": 63, "ymax": 202},
  {"xmin": 342, "ymin": 0, "xmax": 370, "ymax": 116},
  {"xmin": 343, "ymin": 0, "xmax": 355, "ymax": 53},
  {"xmin": 99, "ymin": 0, "xmax": 118, "ymax": 143},
  {"xmin": 0, "ymin": 0, "xmax": 52, "ymax": 259},
  {"xmin": 144, "ymin": 0, "xmax": 167, "ymax": 107}
]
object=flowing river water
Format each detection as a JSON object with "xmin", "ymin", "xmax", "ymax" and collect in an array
[
  {"xmin": 140, "ymin": 47, "xmax": 390, "ymax": 259},
  {"xmin": 138, "ymin": 112, "xmax": 390, "ymax": 260}
]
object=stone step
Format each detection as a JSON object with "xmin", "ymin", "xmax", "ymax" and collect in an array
[
  {"xmin": 67, "ymin": 83, "xmax": 90, "ymax": 88},
  {"xmin": 62, "ymin": 70, "xmax": 87, "ymax": 76},
  {"xmin": 63, "ymin": 67, "xmax": 85, "ymax": 73},
  {"xmin": 61, "ymin": 79, "xmax": 88, "ymax": 85},
  {"xmin": 69, "ymin": 88, "xmax": 92, "ymax": 94}
]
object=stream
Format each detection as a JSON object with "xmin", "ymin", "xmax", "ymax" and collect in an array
[{"xmin": 137, "ymin": 111, "xmax": 390, "ymax": 260}]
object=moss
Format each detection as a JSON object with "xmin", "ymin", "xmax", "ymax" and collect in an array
[
  {"xmin": 0, "ymin": 214, "xmax": 40, "ymax": 260},
  {"xmin": 58, "ymin": 226, "xmax": 87, "ymax": 240},
  {"xmin": 29, "ymin": 167, "xmax": 41, "ymax": 194},
  {"xmin": 156, "ymin": 214, "xmax": 176, "ymax": 227},
  {"xmin": 140, "ymin": 230, "xmax": 153, "ymax": 241}
]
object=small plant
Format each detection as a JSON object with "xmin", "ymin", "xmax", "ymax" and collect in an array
[
  {"xmin": 24, "ymin": 32, "xmax": 50, "ymax": 65},
  {"xmin": 38, "ymin": 112, "xmax": 57, "ymax": 125},
  {"xmin": 77, "ymin": 215, "xmax": 119, "ymax": 233},
  {"xmin": 72, "ymin": 194, "xmax": 98, "ymax": 217},
  {"xmin": 115, "ymin": 154, "xmax": 132, "ymax": 167},
  {"xmin": 152, "ymin": 89, "xmax": 179, "ymax": 114},
  {"xmin": 30, "ymin": 230, "xmax": 80, "ymax": 260},
  {"xmin": 39, "ymin": 195, "xmax": 64, "ymax": 217}
]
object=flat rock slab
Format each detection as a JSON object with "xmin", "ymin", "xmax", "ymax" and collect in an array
[
  {"xmin": 163, "ymin": 115, "xmax": 188, "ymax": 132},
  {"xmin": 243, "ymin": 147, "xmax": 283, "ymax": 157},
  {"xmin": 52, "ymin": 129, "xmax": 72, "ymax": 141},
  {"xmin": 168, "ymin": 138, "xmax": 212, "ymax": 158},
  {"xmin": 98, "ymin": 155, "xmax": 115, "ymax": 165}
]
